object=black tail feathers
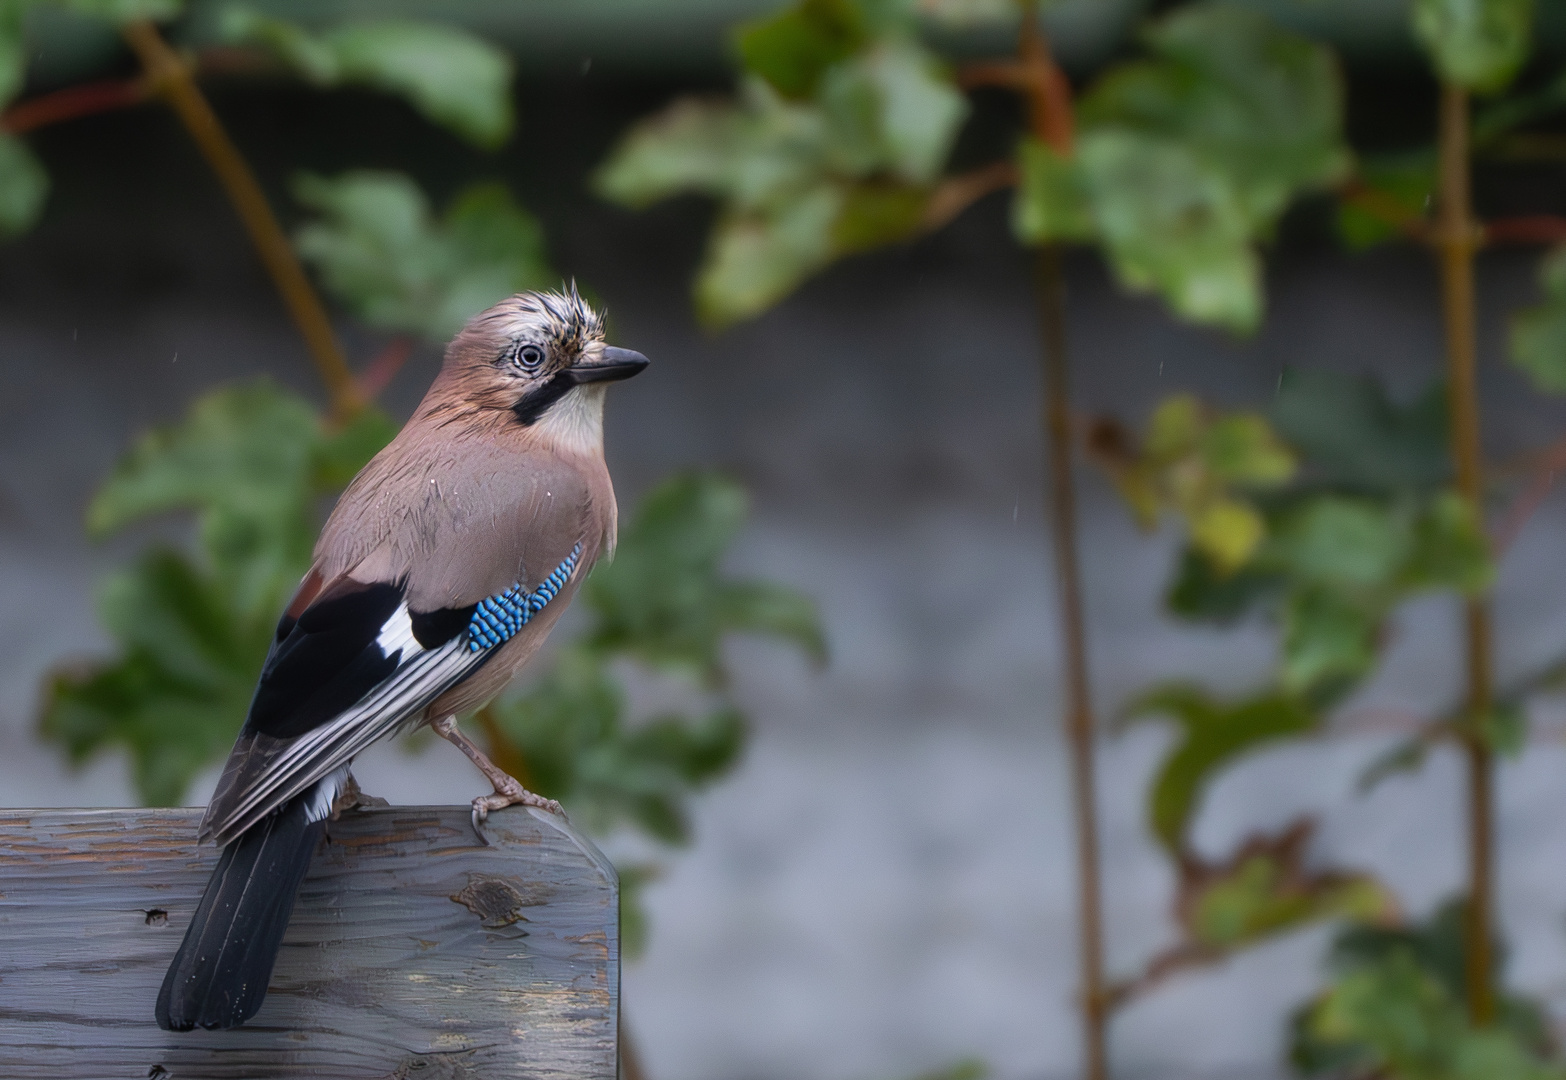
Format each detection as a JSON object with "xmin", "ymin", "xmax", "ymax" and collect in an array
[{"xmin": 156, "ymin": 795, "xmax": 324, "ymax": 1031}]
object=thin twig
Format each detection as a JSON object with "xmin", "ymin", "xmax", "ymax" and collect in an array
[
  {"xmin": 1434, "ymin": 81, "xmax": 1497, "ymax": 1027},
  {"xmin": 355, "ymin": 335, "xmax": 415, "ymax": 403},
  {"xmin": 0, "ymin": 78, "xmax": 151, "ymax": 133},
  {"xmin": 921, "ymin": 160, "xmax": 1019, "ymax": 233},
  {"xmin": 1008, "ymin": 5, "xmax": 1108, "ymax": 1077},
  {"xmin": 1483, "ymin": 215, "xmax": 1566, "ymax": 246},
  {"xmin": 120, "ymin": 20, "xmax": 359, "ymax": 421},
  {"xmin": 1493, "ymin": 435, "xmax": 1566, "ymax": 553}
]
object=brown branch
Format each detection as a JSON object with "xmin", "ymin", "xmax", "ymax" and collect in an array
[
  {"xmin": 1103, "ymin": 942, "xmax": 1218, "ymax": 1011},
  {"xmin": 921, "ymin": 160, "xmax": 1019, "ymax": 233},
  {"xmin": 1434, "ymin": 81, "xmax": 1498, "ymax": 1028},
  {"xmin": 0, "ymin": 78, "xmax": 152, "ymax": 134},
  {"xmin": 120, "ymin": 20, "xmax": 359, "ymax": 421},
  {"xmin": 354, "ymin": 335, "xmax": 415, "ymax": 403},
  {"xmin": 1483, "ymin": 215, "xmax": 1566, "ymax": 246}
]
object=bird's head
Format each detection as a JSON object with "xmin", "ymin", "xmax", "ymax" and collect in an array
[{"xmin": 440, "ymin": 286, "xmax": 648, "ymax": 448}]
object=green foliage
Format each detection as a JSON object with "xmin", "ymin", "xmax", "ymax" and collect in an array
[
  {"xmin": 220, "ymin": 7, "xmax": 514, "ymax": 148},
  {"xmin": 0, "ymin": 2, "xmax": 44, "ymax": 236},
  {"xmin": 1017, "ymin": 4, "xmax": 1349, "ymax": 332},
  {"xmin": 1092, "ymin": 393, "xmax": 1295, "ymax": 572},
  {"xmin": 293, "ymin": 171, "xmax": 553, "ymax": 342},
  {"xmin": 1412, "ymin": 0, "xmax": 1534, "ymax": 95},
  {"xmin": 1188, "ymin": 850, "xmax": 1389, "ymax": 950},
  {"xmin": 491, "ymin": 471, "xmax": 824, "ymax": 844},
  {"xmin": 585, "ymin": 471, "xmax": 827, "ymax": 681},
  {"xmin": 1293, "ymin": 901, "xmax": 1560, "ymax": 1079},
  {"xmin": 595, "ymin": 0, "xmax": 966, "ymax": 327},
  {"xmin": 39, "ymin": 381, "xmax": 396, "ymax": 804},
  {"xmin": 1337, "ymin": 153, "xmax": 1435, "ymax": 250},
  {"xmin": 1271, "ymin": 368, "xmax": 1449, "ymax": 492},
  {"xmin": 1109, "ymin": 375, "xmax": 1485, "ymax": 703},
  {"xmin": 1511, "ymin": 245, "xmax": 1566, "ymax": 394},
  {"xmin": 1124, "ymin": 685, "xmax": 1315, "ymax": 856},
  {"xmin": 60, "ymin": 0, "xmax": 180, "ymax": 22}
]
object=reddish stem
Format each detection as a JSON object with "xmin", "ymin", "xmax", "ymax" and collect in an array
[
  {"xmin": 354, "ymin": 336, "xmax": 415, "ymax": 403},
  {"xmin": 1484, "ymin": 215, "xmax": 1566, "ymax": 246},
  {"xmin": 1, "ymin": 78, "xmax": 151, "ymax": 134}
]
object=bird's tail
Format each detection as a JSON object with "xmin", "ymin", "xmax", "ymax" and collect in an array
[{"xmin": 155, "ymin": 795, "xmax": 324, "ymax": 1031}]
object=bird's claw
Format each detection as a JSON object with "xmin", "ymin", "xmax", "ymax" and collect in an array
[{"xmin": 467, "ymin": 778, "xmax": 564, "ymax": 844}]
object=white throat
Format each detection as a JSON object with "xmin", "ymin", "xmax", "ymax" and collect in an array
[{"xmin": 535, "ymin": 384, "xmax": 607, "ymax": 457}]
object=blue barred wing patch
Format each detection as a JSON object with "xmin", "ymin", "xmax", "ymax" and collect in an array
[{"xmin": 467, "ymin": 543, "xmax": 583, "ymax": 652}]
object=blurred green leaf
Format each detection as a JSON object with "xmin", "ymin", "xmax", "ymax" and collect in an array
[
  {"xmin": 1403, "ymin": 491, "xmax": 1492, "ymax": 593},
  {"xmin": 0, "ymin": 0, "xmax": 29, "ymax": 107},
  {"xmin": 1294, "ymin": 900, "xmax": 1561, "ymax": 1079},
  {"xmin": 615, "ymin": 861, "xmax": 662, "ymax": 961},
  {"xmin": 1125, "ymin": 685, "xmax": 1316, "ymax": 854},
  {"xmin": 0, "ymin": 133, "xmax": 47, "ymax": 236},
  {"xmin": 88, "ymin": 381, "xmax": 324, "ymax": 615},
  {"xmin": 1272, "ymin": 497, "xmax": 1406, "ymax": 589},
  {"xmin": 40, "ymin": 381, "xmax": 393, "ymax": 804},
  {"xmin": 1510, "ymin": 245, "xmax": 1566, "ymax": 393},
  {"xmin": 1012, "ymin": 139, "xmax": 1095, "ymax": 244},
  {"xmin": 294, "ymin": 171, "xmax": 553, "ymax": 341},
  {"xmin": 1077, "ymin": 129, "xmax": 1260, "ymax": 332},
  {"xmin": 61, "ymin": 0, "xmax": 180, "ymax": 22},
  {"xmin": 696, "ymin": 186, "xmax": 843, "ymax": 327},
  {"xmin": 40, "ymin": 548, "xmax": 270, "ymax": 806},
  {"xmin": 820, "ymin": 38, "xmax": 967, "ymax": 185},
  {"xmin": 906, "ymin": 1060, "xmax": 988, "ymax": 1080},
  {"xmin": 222, "ymin": 8, "xmax": 514, "ymax": 147},
  {"xmin": 1412, "ymin": 0, "xmax": 1534, "ymax": 95},
  {"xmin": 1278, "ymin": 586, "xmax": 1379, "ymax": 697},
  {"xmin": 1358, "ymin": 736, "xmax": 1435, "ymax": 794},
  {"xmin": 587, "ymin": 471, "xmax": 825, "ymax": 678},
  {"xmin": 1165, "ymin": 546, "xmax": 1282, "ymax": 624},
  {"xmin": 489, "ymin": 649, "xmax": 747, "ymax": 844},
  {"xmin": 1272, "ymin": 369, "xmax": 1448, "ymax": 492},
  {"xmin": 597, "ymin": 3, "xmax": 962, "ymax": 325},
  {"xmin": 1081, "ymin": 3, "xmax": 1349, "ymax": 232},
  {"xmin": 595, "ymin": 86, "xmax": 826, "ymax": 212},
  {"xmin": 832, "ymin": 181, "xmax": 926, "ymax": 253},
  {"xmin": 1338, "ymin": 154, "xmax": 1435, "ymax": 250},
  {"xmin": 1191, "ymin": 851, "xmax": 1392, "ymax": 949},
  {"xmin": 1481, "ymin": 701, "xmax": 1528, "ymax": 756},
  {"xmin": 736, "ymin": 0, "xmax": 867, "ymax": 99}
]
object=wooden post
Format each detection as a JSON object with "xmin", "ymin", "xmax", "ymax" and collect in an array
[{"xmin": 0, "ymin": 805, "xmax": 619, "ymax": 1079}]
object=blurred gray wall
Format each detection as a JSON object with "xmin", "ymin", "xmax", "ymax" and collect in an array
[{"xmin": 4, "ymin": 31, "xmax": 1566, "ymax": 1080}]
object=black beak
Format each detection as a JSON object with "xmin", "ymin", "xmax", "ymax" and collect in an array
[{"xmin": 570, "ymin": 346, "xmax": 649, "ymax": 384}]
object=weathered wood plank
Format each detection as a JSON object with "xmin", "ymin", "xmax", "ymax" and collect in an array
[{"xmin": 0, "ymin": 805, "xmax": 618, "ymax": 1080}]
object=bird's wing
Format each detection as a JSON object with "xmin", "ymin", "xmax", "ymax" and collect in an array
[{"xmin": 199, "ymin": 534, "xmax": 592, "ymax": 847}]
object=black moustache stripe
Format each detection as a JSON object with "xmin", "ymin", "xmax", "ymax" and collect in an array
[{"xmin": 511, "ymin": 371, "xmax": 576, "ymax": 426}]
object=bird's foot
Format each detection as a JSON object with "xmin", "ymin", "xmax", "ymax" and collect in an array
[{"xmin": 469, "ymin": 775, "xmax": 564, "ymax": 840}]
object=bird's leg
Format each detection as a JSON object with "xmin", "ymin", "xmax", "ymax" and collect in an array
[{"xmin": 430, "ymin": 715, "xmax": 564, "ymax": 833}]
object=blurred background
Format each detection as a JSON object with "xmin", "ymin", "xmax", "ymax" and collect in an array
[{"xmin": 6, "ymin": 2, "xmax": 1566, "ymax": 1079}]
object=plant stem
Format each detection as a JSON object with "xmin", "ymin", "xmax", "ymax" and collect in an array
[
  {"xmin": 0, "ymin": 78, "xmax": 150, "ymax": 134},
  {"xmin": 1435, "ymin": 81, "xmax": 1496, "ymax": 1027},
  {"xmin": 1013, "ymin": 5, "xmax": 1108, "ymax": 1076},
  {"xmin": 1038, "ymin": 243, "xmax": 1109, "ymax": 1080},
  {"xmin": 120, "ymin": 21, "xmax": 359, "ymax": 420}
]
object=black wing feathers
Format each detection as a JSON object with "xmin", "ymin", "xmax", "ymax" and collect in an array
[
  {"xmin": 410, "ymin": 603, "xmax": 477, "ymax": 648},
  {"xmin": 246, "ymin": 580, "xmax": 403, "ymax": 740}
]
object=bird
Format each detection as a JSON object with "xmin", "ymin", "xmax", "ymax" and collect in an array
[{"xmin": 155, "ymin": 286, "xmax": 648, "ymax": 1032}]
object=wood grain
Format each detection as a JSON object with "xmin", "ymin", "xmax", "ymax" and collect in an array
[{"xmin": 0, "ymin": 805, "xmax": 618, "ymax": 1079}]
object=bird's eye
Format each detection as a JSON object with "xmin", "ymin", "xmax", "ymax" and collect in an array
[{"xmin": 513, "ymin": 344, "xmax": 545, "ymax": 370}]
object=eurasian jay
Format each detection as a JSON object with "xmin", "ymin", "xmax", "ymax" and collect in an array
[{"xmin": 155, "ymin": 287, "xmax": 647, "ymax": 1032}]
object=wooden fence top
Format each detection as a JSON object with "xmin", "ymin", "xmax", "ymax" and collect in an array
[{"xmin": 0, "ymin": 805, "xmax": 619, "ymax": 1080}]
